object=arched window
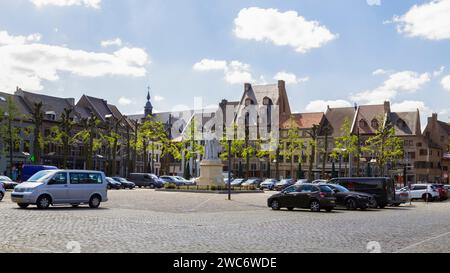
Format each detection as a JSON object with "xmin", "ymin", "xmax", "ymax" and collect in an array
[
  {"xmin": 245, "ymin": 98, "xmax": 254, "ymax": 106},
  {"xmin": 371, "ymin": 119, "xmax": 379, "ymax": 129},
  {"xmin": 359, "ymin": 119, "xmax": 368, "ymax": 128},
  {"xmin": 263, "ymin": 97, "xmax": 273, "ymax": 133}
]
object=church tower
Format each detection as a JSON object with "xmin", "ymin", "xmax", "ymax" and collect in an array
[{"xmin": 144, "ymin": 86, "xmax": 153, "ymax": 118}]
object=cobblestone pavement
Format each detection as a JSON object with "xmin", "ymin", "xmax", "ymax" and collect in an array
[{"xmin": 1, "ymin": 189, "xmax": 450, "ymax": 253}]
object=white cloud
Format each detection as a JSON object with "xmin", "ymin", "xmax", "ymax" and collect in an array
[
  {"xmin": 351, "ymin": 71, "xmax": 431, "ymax": 104},
  {"xmin": 434, "ymin": 66, "xmax": 446, "ymax": 77},
  {"xmin": 154, "ymin": 95, "xmax": 165, "ymax": 102},
  {"xmin": 391, "ymin": 100, "xmax": 430, "ymax": 113},
  {"xmin": 273, "ymin": 71, "xmax": 308, "ymax": 85},
  {"xmin": 30, "ymin": 0, "xmax": 101, "ymax": 9},
  {"xmin": 0, "ymin": 30, "xmax": 41, "ymax": 46},
  {"xmin": 305, "ymin": 100, "xmax": 352, "ymax": 113},
  {"xmin": 0, "ymin": 30, "xmax": 149, "ymax": 92},
  {"xmin": 101, "ymin": 38, "xmax": 123, "ymax": 48},
  {"xmin": 118, "ymin": 97, "xmax": 134, "ymax": 106},
  {"xmin": 393, "ymin": 0, "xmax": 450, "ymax": 40},
  {"xmin": 193, "ymin": 59, "xmax": 254, "ymax": 85},
  {"xmin": 367, "ymin": 0, "xmax": 381, "ymax": 6},
  {"xmin": 372, "ymin": 69, "xmax": 389, "ymax": 76},
  {"xmin": 442, "ymin": 75, "xmax": 450, "ymax": 91},
  {"xmin": 234, "ymin": 7, "xmax": 337, "ymax": 53},
  {"xmin": 193, "ymin": 59, "xmax": 227, "ymax": 71}
]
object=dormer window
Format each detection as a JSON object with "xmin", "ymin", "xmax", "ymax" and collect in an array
[
  {"xmin": 245, "ymin": 98, "xmax": 254, "ymax": 106},
  {"xmin": 359, "ymin": 119, "xmax": 368, "ymax": 128},
  {"xmin": 45, "ymin": 111, "xmax": 56, "ymax": 121},
  {"xmin": 371, "ymin": 119, "xmax": 379, "ymax": 129},
  {"xmin": 397, "ymin": 119, "xmax": 407, "ymax": 129}
]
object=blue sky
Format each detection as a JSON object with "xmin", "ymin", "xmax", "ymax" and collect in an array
[{"xmin": 0, "ymin": 0, "xmax": 449, "ymax": 123}]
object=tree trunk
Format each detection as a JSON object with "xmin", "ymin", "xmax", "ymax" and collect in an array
[
  {"xmin": 322, "ymin": 134, "xmax": 329, "ymax": 179},
  {"xmin": 308, "ymin": 144, "xmax": 315, "ymax": 181}
]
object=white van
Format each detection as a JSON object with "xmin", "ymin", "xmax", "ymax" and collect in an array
[{"xmin": 11, "ymin": 170, "xmax": 108, "ymax": 209}]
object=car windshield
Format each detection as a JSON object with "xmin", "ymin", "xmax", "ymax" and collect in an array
[
  {"xmin": 329, "ymin": 184, "xmax": 349, "ymax": 192},
  {"xmin": 27, "ymin": 171, "xmax": 55, "ymax": 182},
  {"xmin": 115, "ymin": 178, "xmax": 126, "ymax": 182}
]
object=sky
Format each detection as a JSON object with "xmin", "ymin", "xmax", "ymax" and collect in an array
[{"xmin": 0, "ymin": 0, "xmax": 450, "ymax": 125}]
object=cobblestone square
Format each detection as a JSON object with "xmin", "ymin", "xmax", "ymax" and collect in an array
[{"xmin": 1, "ymin": 189, "xmax": 450, "ymax": 253}]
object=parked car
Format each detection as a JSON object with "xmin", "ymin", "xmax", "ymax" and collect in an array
[
  {"xmin": 106, "ymin": 177, "xmax": 122, "ymax": 190},
  {"xmin": 112, "ymin": 177, "xmax": 136, "ymax": 189},
  {"xmin": 432, "ymin": 184, "xmax": 449, "ymax": 201},
  {"xmin": 0, "ymin": 182, "xmax": 5, "ymax": 201},
  {"xmin": 174, "ymin": 176, "xmax": 196, "ymax": 186},
  {"xmin": 294, "ymin": 179, "xmax": 309, "ymax": 186},
  {"xmin": 20, "ymin": 165, "xmax": 58, "ymax": 182},
  {"xmin": 160, "ymin": 176, "xmax": 188, "ymax": 186},
  {"xmin": 128, "ymin": 173, "xmax": 164, "ymax": 189},
  {"xmin": 401, "ymin": 184, "xmax": 440, "ymax": 201},
  {"xmin": 321, "ymin": 183, "xmax": 374, "ymax": 210},
  {"xmin": 242, "ymin": 178, "xmax": 262, "ymax": 187},
  {"xmin": 444, "ymin": 185, "xmax": 450, "ymax": 193},
  {"xmin": 230, "ymin": 178, "xmax": 246, "ymax": 187},
  {"xmin": 393, "ymin": 188, "xmax": 410, "ymax": 206},
  {"xmin": 268, "ymin": 184, "xmax": 336, "ymax": 212},
  {"xmin": 0, "ymin": 176, "xmax": 19, "ymax": 189},
  {"xmin": 274, "ymin": 179, "xmax": 295, "ymax": 191},
  {"xmin": 260, "ymin": 179, "xmax": 278, "ymax": 191},
  {"xmin": 11, "ymin": 170, "xmax": 108, "ymax": 209},
  {"xmin": 329, "ymin": 177, "xmax": 395, "ymax": 208}
]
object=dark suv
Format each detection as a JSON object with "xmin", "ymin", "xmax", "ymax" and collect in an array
[
  {"xmin": 128, "ymin": 173, "xmax": 164, "ymax": 189},
  {"xmin": 268, "ymin": 184, "xmax": 336, "ymax": 212},
  {"xmin": 329, "ymin": 177, "xmax": 395, "ymax": 209}
]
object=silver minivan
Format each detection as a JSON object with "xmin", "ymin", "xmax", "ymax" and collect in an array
[{"xmin": 11, "ymin": 170, "xmax": 108, "ymax": 209}]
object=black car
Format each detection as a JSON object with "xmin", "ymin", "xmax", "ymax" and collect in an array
[
  {"xmin": 128, "ymin": 173, "xmax": 164, "ymax": 189},
  {"xmin": 329, "ymin": 177, "xmax": 395, "ymax": 209},
  {"xmin": 106, "ymin": 177, "xmax": 122, "ymax": 190},
  {"xmin": 320, "ymin": 183, "xmax": 375, "ymax": 210},
  {"xmin": 112, "ymin": 177, "xmax": 136, "ymax": 189},
  {"xmin": 267, "ymin": 184, "xmax": 336, "ymax": 212}
]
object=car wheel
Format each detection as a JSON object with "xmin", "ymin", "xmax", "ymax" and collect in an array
[
  {"xmin": 422, "ymin": 194, "xmax": 432, "ymax": 202},
  {"xmin": 287, "ymin": 207, "xmax": 294, "ymax": 211},
  {"xmin": 271, "ymin": 200, "xmax": 281, "ymax": 211},
  {"xmin": 346, "ymin": 198, "xmax": 357, "ymax": 210},
  {"xmin": 18, "ymin": 203, "xmax": 29, "ymax": 209},
  {"xmin": 89, "ymin": 195, "xmax": 101, "ymax": 209},
  {"xmin": 36, "ymin": 195, "xmax": 51, "ymax": 210},
  {"xmin": 378, "ymin": 204, "xmax": 386, "ymax": 209},
  {"xmin": 150, "ymin": 184, "xmax": 155, "ymax": 189},
  {"xmin": 310, "ymin": 200, "xmax": 321, "ymax": 212},
  {"xmin": 0, "ymin": 192, "xmax": 3, "ymax": 201}
]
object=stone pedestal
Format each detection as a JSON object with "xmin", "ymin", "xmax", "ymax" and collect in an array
[{"xmin": 197, "ymin": 160, "xmax": 224, "ymax": 186}]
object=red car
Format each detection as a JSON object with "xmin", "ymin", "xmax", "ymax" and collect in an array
[{"xmin": 433, "ymin": 184, "xmax": 449, "ymax": 201}]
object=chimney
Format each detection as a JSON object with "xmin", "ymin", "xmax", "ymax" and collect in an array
[
  {"xmin": 354, "ymin": 103, "xmax": 358, "ymax": 111},
  {"xmin": 428, "ymin": 113, "xmax": 438, "ymax": 133},
  {"xmin": 384, "ymin": 101, "xmax": 391, "ymax": 114},
  {"xmin": 244, "ymin": 83, "xmax": 251, "ymax": 92}
]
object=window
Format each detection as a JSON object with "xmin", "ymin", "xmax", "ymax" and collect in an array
[
  {"xmin": 284, "ymin": 186, "xmax": 296, "ymax": 193},
  {"xmin": 359, "ymin": 119, "xmax": 368, "ymax": 128},
  {"xmin": 420, "ymin": 149, "xmax": 427, "ymax": 156},
  {"xmin": 50, "ymin": 172, "xmax": 67, "ymax": 185},
  {"xmin": 301, "ymin": 185, "xmax": 315, "ymax": 193},
  {"xmin": 245, "ymin": 98, "xmax": 254, "ymax": 106},
  {"xmin": 371, "ymin": 119, "xmax": 379, "ymax": 129},
  {"xmin": 70, "ymin": 173, "xmax": 102, "ymax": 184}
]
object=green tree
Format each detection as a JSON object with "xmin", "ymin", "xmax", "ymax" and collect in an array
[
  {"xmin": 280, "ymin": 116, "xmax": 304, "ymax": 179},
  {"xmin": 179, "ymin": 118, "xmax": 204, "ymax": 177},
  {"xmin": 220, "ymin": 123, "xmax": 245, "ymax": 177},
  {"xmin": 48, "ymin": 108, "xmax": 75, "ymax": 169},
  {"xmin": 137, "ymin": 116, "xmax": 169, "ymax": 173},
  {"xmin": 364, "ymin": 117, "xmax": 404, "ymax": 176},
  {"xmin": 75, "ymin": 113, "xmax": 102, "ymax": 170},
  {"xmin": 0, "ymin": 97, "xmax": 22, "ymax": 177},
  {"xmin": 331, "ymin": 118, "xmax": 358, "ymax": 176}
]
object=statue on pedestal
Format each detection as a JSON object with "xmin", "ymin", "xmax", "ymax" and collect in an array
[{"xmin": 197, "ymin": 138, "xmax": 224, "ymax": 186}]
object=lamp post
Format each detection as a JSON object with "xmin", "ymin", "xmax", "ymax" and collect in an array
[
  {"xmin": 228, "ymin": 139, "xmax": 232, "ymax": 201},
  {"xmin": 5, "ymin": 111, "xmax": 13, "ymax": 178}
]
